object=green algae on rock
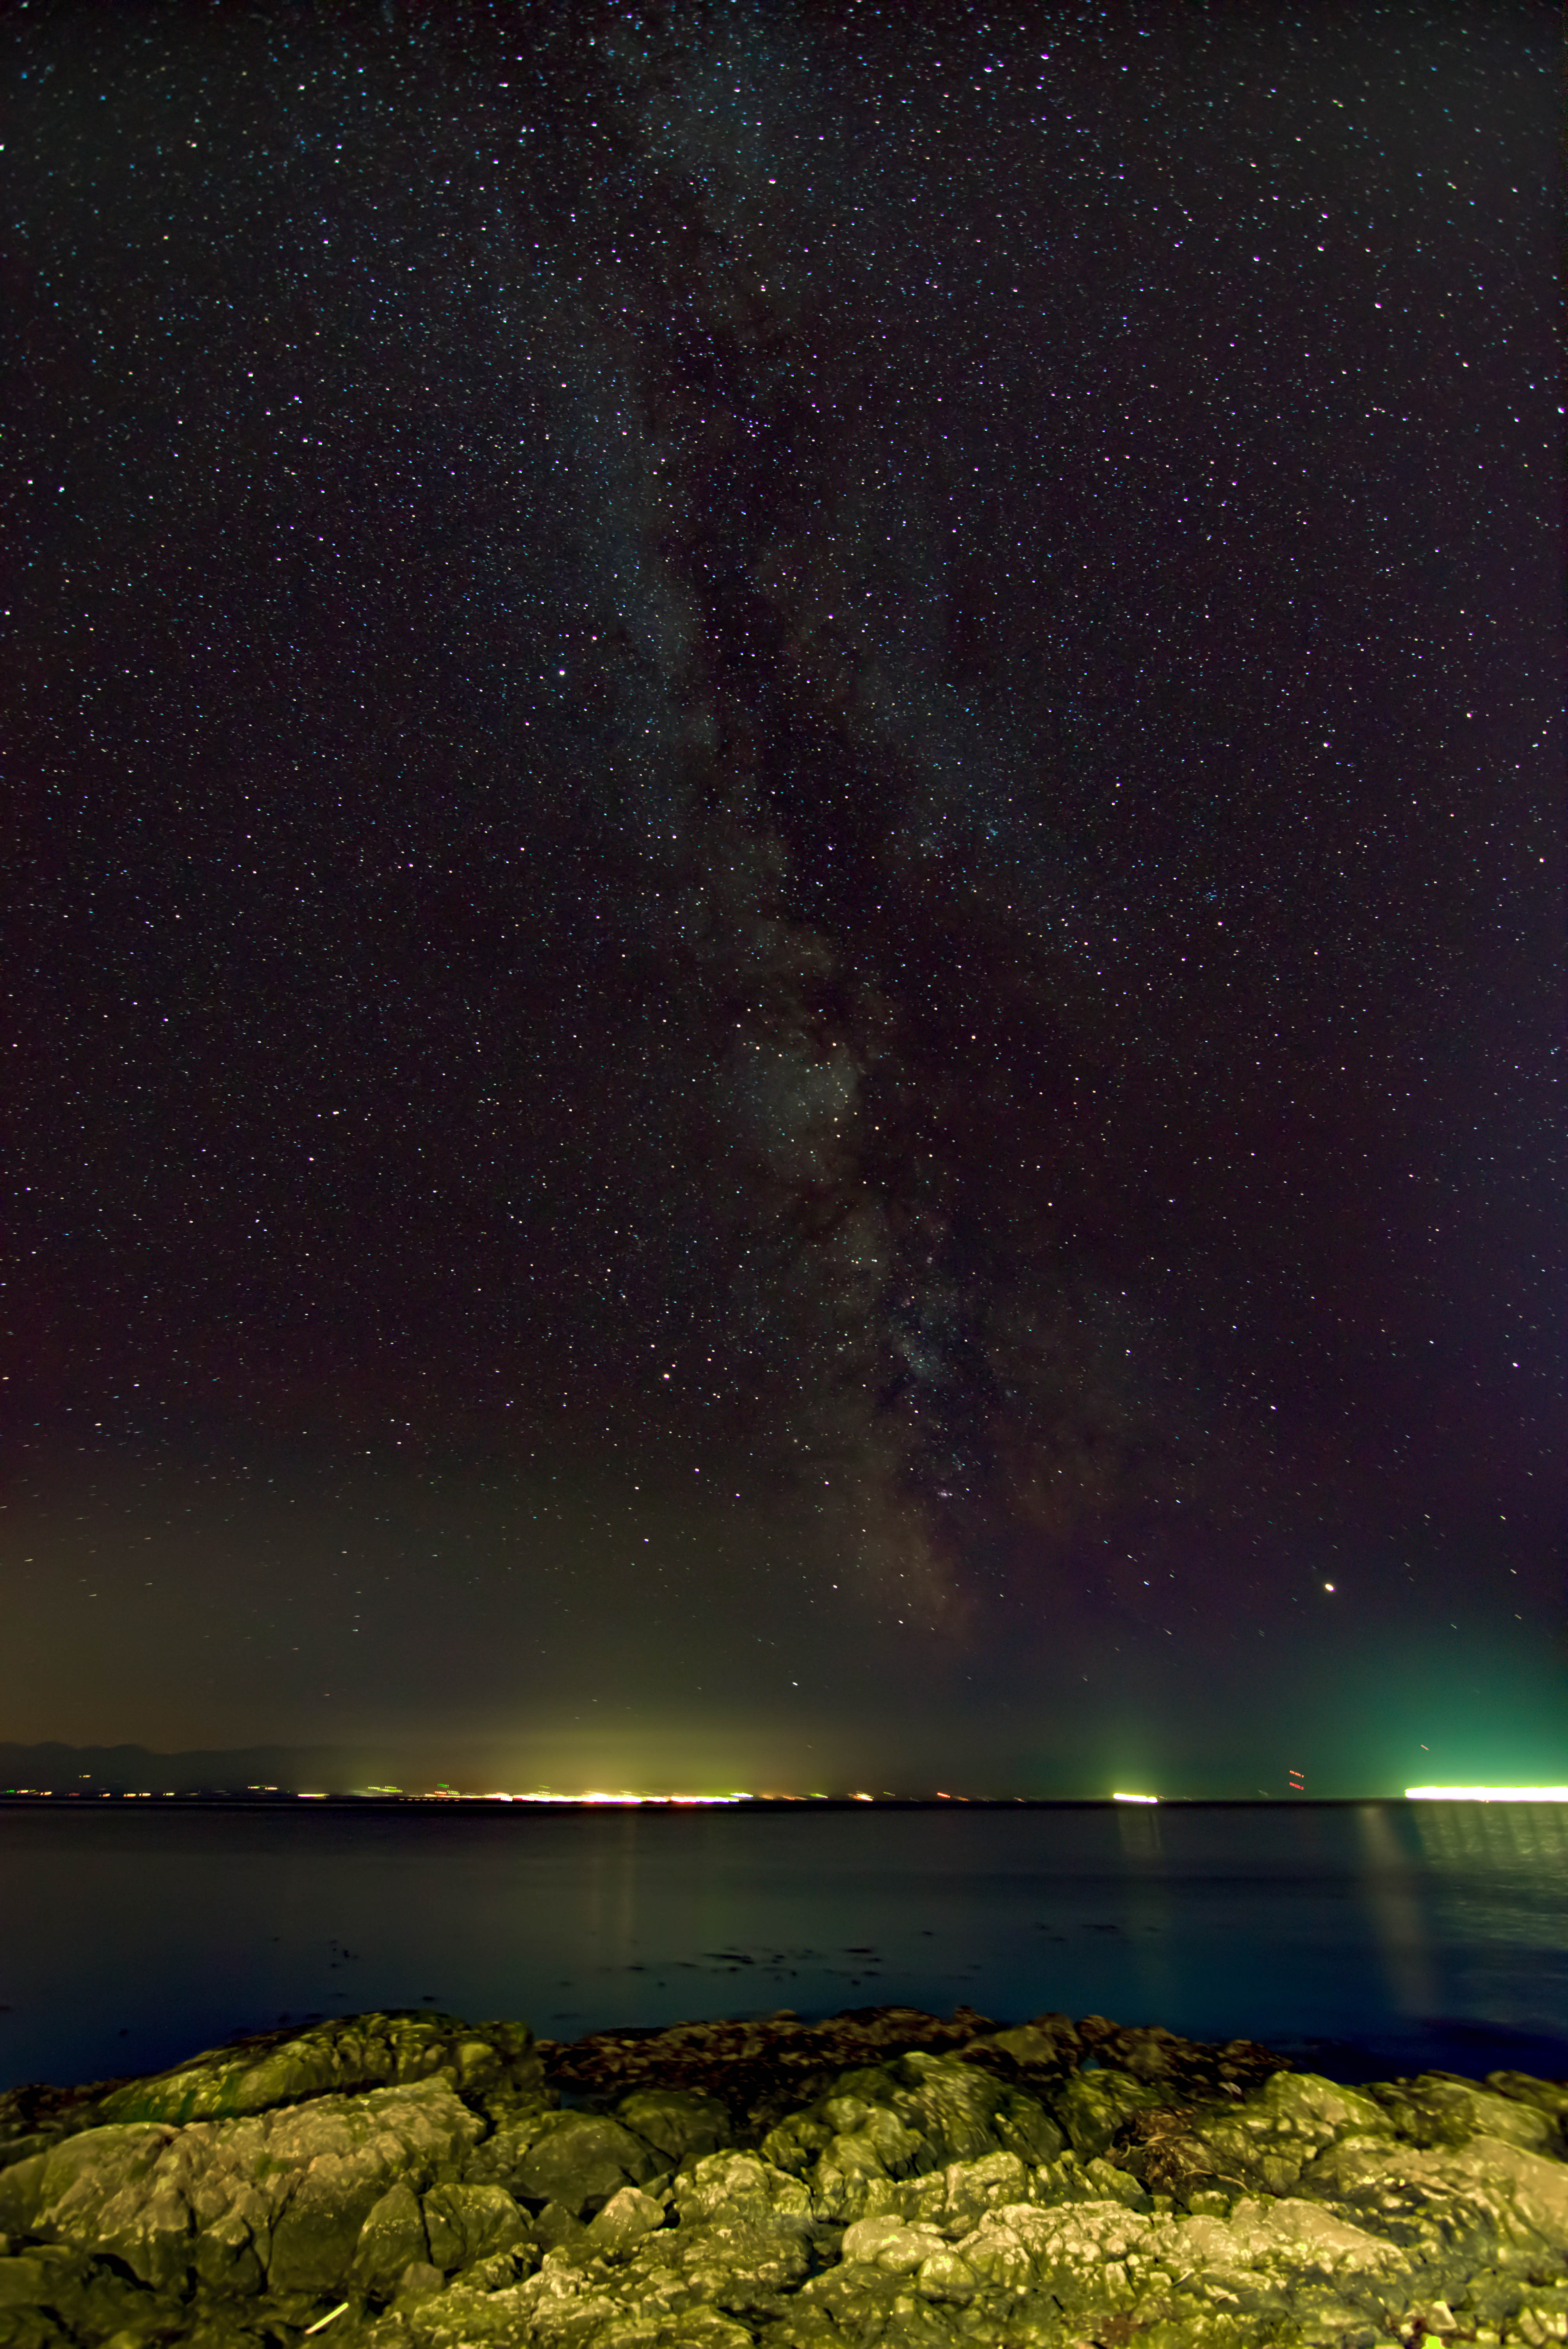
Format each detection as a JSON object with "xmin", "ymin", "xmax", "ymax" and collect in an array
[{"xmin": 0, "ymin": 2007, "xmax": 1565, "ymax": 2349}]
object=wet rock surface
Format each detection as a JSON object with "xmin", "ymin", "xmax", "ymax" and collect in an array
[{"xmin": 0, "ymin": 2006, "xmax": 1564, "ymax": 2349}]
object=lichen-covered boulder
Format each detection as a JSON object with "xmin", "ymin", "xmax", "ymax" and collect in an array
[
  {"xmin": 1052, "ymin": 2062, "xmax": 1166, "ymax": 2159},
  {"xmin": 839, "ymin": 2211, "xmax": 949, "ymax": 2274},
  {"xmin": 805, "ymin": 2097, "xmax": 927, "ymax": 2222},
  {"xmin": 1486, "ymin": 2069, "xmax": 1568, "ymax": 2146},
  {"xmin": 759, "ymin": 2050, "xmax": 1064, "ymax": 2226},
  {"xmin": 584, "ymin": 2182, "xmax": 664, "ymax": 2256},
  {"xmin": 461, "ymin": 2106, "xmax": 558, "ymax": 2198},
  {"xmin": 421, "ymin": 2180, "xmax": 531, "ymax": 2275},
  {"xmin": 1371, "ymin": 2073, "xmax": 1560, "ymax": 2156},
  {"xmin": 351, "ymin": 2177, "xmax": 432, "ymax": 2290},
  {"xmin": 894, "ymin": 2049, "xmax": 1064, "ymax": 2167},
  {"xmin": 1301, "ymin": 2129, "xmax": 1568, "ymax": 2274},
  {"xmin": 0, "ymin": 2076, "xmax": 482, "ymax": 2295},
  {"xmin": 616, "ymin": 2148, "xmax": 821, "ymax": 2318},
  {"xmin": 0, "ymin": 2243, "xmax": 187, "ymax": 2345},
  {"xmin": 757, "ymin": 2110, "xmax": 832, "ymax": 2177},
  {"xmin": 91, "ymin": 2012, "xmax": 544, "ymax": 2128},
  {"xmin": 673, "ymin": 2149, "xmax": 812, "ymax": 2230},
  {"xmin": 614, "ymin": 2087, "xmax": 731, "ymax": 2165},
  {"xmin": 1164, "ymin": 2193, "xmax": 1419, "ymax": 2324},
  {"xmin": 1182, "ymin": 2066, "xmax": 1393, "ymax": 2198},
  {"xmin": 513, "ymin": 2110, "xmax": 660, "ymax": 2217},
  {"xmin": 1032, "ymin": 2146, "xmax": 1150, "ymax": 2210},
  {"xmin": 979, "ymin": 2018, "xmax": 1079, "ymax": 2073},
  {"xmin": 6, "ymin": 2009, "xmax": 1568, "ymax": 2349},
  {"xmin": 430, "ymin": 2249, "xmax": 753, "ymax": 2349},
  {"xmin": 899, "ymin": 2146, "xmax": 1038, "ymax": 2233}
]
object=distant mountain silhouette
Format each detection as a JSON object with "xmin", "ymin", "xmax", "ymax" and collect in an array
[{"xmin": 0, "ymin": 1743, "xmax": 350, "ymax": 1792}]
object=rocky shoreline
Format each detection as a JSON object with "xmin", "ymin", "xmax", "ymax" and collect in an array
[{"xmin": 1, "ymin": 2004, "xmax": 1565, "ymax": 2349}]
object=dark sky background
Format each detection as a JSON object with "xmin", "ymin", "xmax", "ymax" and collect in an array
[{"xmin": 4, "ymin": 0, "xmax": 1561, "ymax": 1800}]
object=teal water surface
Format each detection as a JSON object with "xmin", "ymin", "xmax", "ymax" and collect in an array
[{"xmin": 2, "ymin": 1798, "xmax": 1565, "ymax": 2093}]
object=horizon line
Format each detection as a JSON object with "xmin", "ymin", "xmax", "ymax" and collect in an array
[{"xmin": 6, "ymin": 1785, "xmax": 1568, "ymax": 1806}]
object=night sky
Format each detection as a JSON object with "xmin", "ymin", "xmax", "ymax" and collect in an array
[{"xmin": 5, "ymin": 0, "xmax": 1561, "ymax": 1801}]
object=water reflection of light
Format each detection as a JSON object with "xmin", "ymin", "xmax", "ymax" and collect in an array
[
  {"xmin": 1357, "ymin": 1802, "xmax": 1437, "ymax": 2016},
  {"xmin": 1410, "ymin": 1799, "xmax": 1568, "ymax": 1871},
  {"xmin": 1116, "ymin": 1803, "xmax": 1162, "ymax": 1860},
  {"xmin": 1114, "ymin": 1795, "xmax": 1169, "ymax": 2011}
]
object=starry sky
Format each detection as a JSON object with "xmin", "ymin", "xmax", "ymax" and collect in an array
[{"xmin": 4, "ymin": 0, "xmax": 1561, "ymax": 1799}]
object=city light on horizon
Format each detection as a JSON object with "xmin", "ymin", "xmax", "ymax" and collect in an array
[
  {"xmin": 1405, "ymin": 1786, "xmax": 1568, "ymax": 1802},
  {"xmin": 16, "ymin": 1780, "xmax": 1568, "ymax": 1805}
]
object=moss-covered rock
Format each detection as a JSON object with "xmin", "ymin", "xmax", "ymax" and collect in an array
[
  {"xmin": 351, "ymin": 2179, "xmax": 432, "ymax": 2291},
  {"xmin": 2, "ymin": 2007, "xmax": 1566, "ymax": 2349},
  {"xmin": 612, "ymin": 2091, "xmax": 731, "ymax": 2169},
  {"xmin": 0, "ymin": 2077, "xmax": 485, "ymax": 2296},
  {"xmin": 421, "ymin": 2181, "xmax": 532, "ymax": 2275},
  {"xmin": 514, "ymin": 2114, "xmax": 661, "ymax": 2218},
  {"xmin": 1370, "ymin": 2074, "xmax": 1560, "ymax": 2156},
  {"xmin": 92, "ymin": 2014, "xmax": 544, "ymax": 2130},
  {"xmin": 1053, "ymin": 2063, "xmax": 1168, "ymax": 2160}
]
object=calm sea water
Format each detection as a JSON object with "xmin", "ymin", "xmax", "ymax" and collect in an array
[{"xmin": 3, "ymin": 1800, "xmax": 1566, "ymax": 2096}]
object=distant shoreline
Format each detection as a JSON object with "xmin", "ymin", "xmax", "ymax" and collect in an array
[{"xmin": 0, "ymin": 1791, "xmax": 1434, "ymax": 1809}]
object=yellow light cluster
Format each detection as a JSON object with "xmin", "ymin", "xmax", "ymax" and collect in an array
[
  {"xmin": 477, "ymin": 1791, "xmax": 746, "ymax": 1805},
  {"xmin": 1112, "ymin": 1791, "xmax": 1158, "ymax": 1805}
]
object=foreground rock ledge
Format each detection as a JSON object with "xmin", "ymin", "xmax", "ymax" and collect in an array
[{"xmin": 1, "ymin": 2006, "xmax": 1565, "ymax": 2349}]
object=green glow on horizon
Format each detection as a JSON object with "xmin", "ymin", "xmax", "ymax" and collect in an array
[{"xmin": 1405, "ymin": 1785, "xmax": 1568, "ymax": 1802}]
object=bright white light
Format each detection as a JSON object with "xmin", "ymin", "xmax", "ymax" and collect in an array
[
  {"xmin": 1405, "ymin": 1786, "xmax": 1568, "ymax": 1802},
  {"xmin": 1113, "ymin": 1791, "xmax": 1158, "ymax": 1805},
  {"xmin": 509, "ymin": 1791, "xmax": 744, "ymax": 1806}
]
